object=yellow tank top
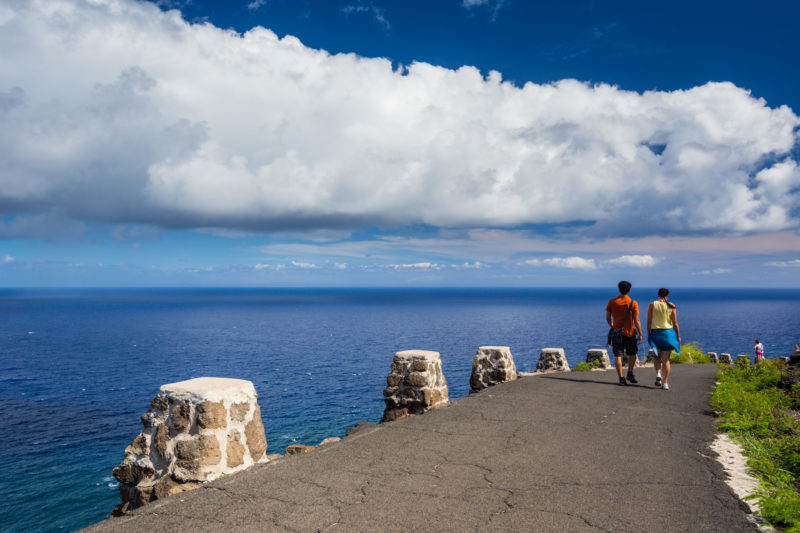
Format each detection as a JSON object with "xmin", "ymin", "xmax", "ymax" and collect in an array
[{"xmin": 651, "ymin": 300, "xmax": 674, "ymax": 329}]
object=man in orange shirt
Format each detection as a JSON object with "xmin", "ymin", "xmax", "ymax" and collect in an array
[{"xmin": 606, "ymin": 280, "xmax": 643, "ymax": 385}]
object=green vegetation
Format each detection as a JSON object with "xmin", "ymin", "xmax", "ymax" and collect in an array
[
  {"xmin": 574, "ymin": 360, "xmax": 601, "ymax": 372},
  {"xmin": 710, "ymin": 361, "xmax": 800, "ymax": 531},
  {"xmin": 669, "ymin": 341, "xmax": 712, "ymax": 364}
]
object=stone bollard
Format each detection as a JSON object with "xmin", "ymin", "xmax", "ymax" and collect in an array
[
  {"xmin": 112, "ymin": 378, "xmax": 267, "ymax": 514},
  {"xmin": 536, "ymin": 348, "xmax": 570, "ymax": 372},
  {"xmin": 778, "ymin": 356, "xmax": 790, "ymax": 364},
  {"xmin": 719, "ymin": 353, "xmax": 733, "ymax": 364},
  {"xmin": 708, "ymin": 352, "xmax": 719, "ymax": 363},
  {"xmin": 470, "ymin": 346, "xmax": 518, "ymax": 392},
  {"xmin": 622, "ymin": 354, "xmax": 643, "ymax": 368},
  {"xmin": 736, "ymin": 355, "xmax": 751, "ymax": 365},
  {"xmin": 586, "ymin": 349, "xmax": 611, "ymax": 369},
  {"xmin": 382, "ymin": 350, "xmax": 449, "ymax": 422}
]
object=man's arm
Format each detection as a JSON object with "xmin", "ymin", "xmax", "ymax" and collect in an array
[
  {"xmin": 633, "ymin": 302, "xmax": 643, "ymax": 342},
  {"xmin": 606, "ymin": 310, "xmax": 613, "ymax": 327}
]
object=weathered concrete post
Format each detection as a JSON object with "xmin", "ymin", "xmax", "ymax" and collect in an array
[
  {"xmin": 470, "ymin": 346, "xmax": 517, "ymax": 392},
  {"xmin": 735, "ymin": 355, "xmax": 751, "ymax": 365},
  {"xmin": 708, "ymin": 352, "xmax": 719, "ymax": 363},
  {"xmin": 536, "ymin": 348, "xmax": 570, "ymax": 372},
  {"xmin": 622, "ymin": 354, "xmax": 642, "ymax": 367},
  {"xmin": 586, "ymin": 349, "xmax": 611, "ymax": 369},
  {"xmin": 112, "ymin": 378, "xmax": 267, "ymax": 514},
  {"xmin": 382, "ymin": 350, "xmax": 449, "ymax": 422},
  {"xmin": 719, "ymin": 353, "xmax": 733, "ymax": 364}
]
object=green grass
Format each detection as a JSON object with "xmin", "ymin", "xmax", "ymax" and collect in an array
[
  {"xmin": 669, "ymin": 341, "xmax": 712, "ymax": 364},
  {"xmin": 574, "ymin": 359, "xmax": 601, "ymax": 372},
  {"xmin": 710, "ymin": 361, "xmax": 800, "ymax": 531}
]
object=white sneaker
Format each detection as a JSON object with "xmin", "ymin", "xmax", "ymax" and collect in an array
[{"xmin": 662, "ymin": 383, "xmax": 669, "ymax": 390}]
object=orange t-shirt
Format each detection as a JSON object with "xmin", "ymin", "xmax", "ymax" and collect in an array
[{"xmin": 606, "ymin": 295, "xmax": 639, "ymax": 337}]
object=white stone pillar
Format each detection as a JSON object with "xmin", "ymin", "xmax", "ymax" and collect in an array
[
  {"xmin": 622, "ymin": 353, "xmax": 643, "ymax": 367},
  {"xmin": 586, "ymin": 349, "xmax": 611, "ymax": 369},
  {"xmin": 719, "ymin": 353, "xmax": 733, "ymax": 364},
  {"xmin": 382, "ymin": 350, "xmax": 449, "ymax": 422},
  {"xmin": 708, "ymin": 352, "xmax": 719, "ymax": 363},
  {"xmin": 470, "ymin": 346, "xmax": 518, "ymax": 392},
  {"xmin": 112, "ymin": 378, "xmax": 267, "ymax": 514},
  {"xmin": 536, "ymin": 348, "xmax": 570, "ymax": 372}
]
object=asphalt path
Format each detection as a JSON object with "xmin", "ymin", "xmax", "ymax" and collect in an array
[{"xmin": 85, "ymin": 364, "xmax": 757, "ymax": 532}]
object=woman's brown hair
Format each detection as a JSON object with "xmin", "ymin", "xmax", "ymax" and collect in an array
[{"xmin": 658, "ymin": 288, "xmax": 676, "ymax": 309}]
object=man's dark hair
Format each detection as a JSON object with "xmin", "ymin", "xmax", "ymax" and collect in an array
[{"xmin": 618, "ymin": 281, "xmax": 632, "ymax": 295}]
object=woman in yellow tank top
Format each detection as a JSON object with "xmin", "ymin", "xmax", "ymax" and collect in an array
[{"xmin": 647, "ymin": 288, "xmax": 681, "ymax": 390}]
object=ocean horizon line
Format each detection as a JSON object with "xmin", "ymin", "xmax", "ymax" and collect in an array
[{"xmin": 3, "ymin": 285, "xmax": 800, "ymax": 291}]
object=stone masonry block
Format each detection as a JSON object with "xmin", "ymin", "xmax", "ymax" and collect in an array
[
  {"xmin": 536, "ymin": 348, "xmax": 570, "ymax": 372},
  {"xmin": 112, "ymin": 377, "xmax": 268, "ymax": 515},
  {"xmin": 586, "ymin": 349, "xmax": 611, "ymax": 369},
  {"xmin": 470, "ymin": 346, "xmax": 517, "ymax": 392},
  {"xmin": 382, "ymin": 350, "xmax": 449, "ymax": 422}
]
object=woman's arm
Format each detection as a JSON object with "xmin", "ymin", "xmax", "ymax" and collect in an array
[{"xmin": 646, "ymin": 302, "xmax": 653, "ymax": 335}]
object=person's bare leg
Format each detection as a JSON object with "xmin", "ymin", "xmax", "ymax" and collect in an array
[
  {"xmin": 660, "ymin": 350, "xmax": 671, "ymax": 385},
  {"xmin": 627, "ymin": 354, "xmax": 637, "ymax": 374},
  {"xmin": 615, "ymin": 356, "xmax": 624, "ymax": 379},
  {"xmin": 654, "ymin": 355, "xmax": 662, "ymax": 386}
]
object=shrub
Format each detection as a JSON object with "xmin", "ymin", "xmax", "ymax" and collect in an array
[
  {"xmin": 711, "ymin": 361, "xmax": 800, "ymax": 530},
  {"xmin": 574, "ymin": 359, "xmax": 601, "ymax": 372},
  {"xmin": 669, "ymin": 341, "xmax": 711, "ymax": 364},
  {"xmin": 754, "ymin": 486, "xmax": 800, "ymax": 531}
]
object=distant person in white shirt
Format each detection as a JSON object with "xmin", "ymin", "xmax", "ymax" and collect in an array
[{"xmin": 754, "ymin": 339, "xmax": 764, "ymax": 363}]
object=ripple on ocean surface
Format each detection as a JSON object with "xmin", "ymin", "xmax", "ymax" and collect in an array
[{"xmin": 1, "ymin": 287, "xmax": 799, "ymax": 532}]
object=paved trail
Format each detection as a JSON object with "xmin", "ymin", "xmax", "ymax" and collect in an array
[{"xmin": 85, "ymin": 365, "xmax": 756, "ymax": 532}]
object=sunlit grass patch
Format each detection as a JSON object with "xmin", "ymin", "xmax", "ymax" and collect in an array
[
  {"xmin": 669, "ymin": 341, "xmax": 712, "ymax": 364},
  {"xmin": 574, "ymin": 359, "xmax": 601, "ymax": 372},
  {"xmin": 711, "ymin": 361, "xmax": 800, "ymax": 531}
]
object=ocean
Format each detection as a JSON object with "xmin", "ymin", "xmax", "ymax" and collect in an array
[{"xmin": 1, "ymin": 287, "xmax": 798, "ymax": 532}]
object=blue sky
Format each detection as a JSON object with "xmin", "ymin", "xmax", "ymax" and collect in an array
[{"xmin": 1, "ymin": 0, "xmax": 799, "ymax": 287}]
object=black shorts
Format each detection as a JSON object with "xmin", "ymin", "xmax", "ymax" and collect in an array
[{"xmin": 612, "ymin": 335, "xmax": 638, "ymax": 357}]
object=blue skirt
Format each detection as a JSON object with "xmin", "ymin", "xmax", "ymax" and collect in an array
[{"xmin": 649, "ymin": 328, "xmax": 680, "ymax": 354}]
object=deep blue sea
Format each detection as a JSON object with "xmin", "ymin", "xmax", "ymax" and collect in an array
[{"xmin": 1, "ymin": 287, "xmax": 798, "ymax": 532}]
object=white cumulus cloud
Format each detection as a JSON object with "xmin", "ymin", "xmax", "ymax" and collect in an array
[
  {"xmin": 3, "ymin": 255, "xmax": 14, "ymax": 263},
  {"xmin": 247, "ymin": 0, "xmax": 267, "ymax": 11},
  {"xmin": 525, "ymin": 257, "xmax": 598, "ymax": 270},
  {"xmin": 0, "ymin": 0, "xmax": 798, "ymax": 240},
  {"xmin": 342, "ymin": 4, "xmax": 390, "ymax": 30},
  {"xmin": 766, "ymin": 259, "xmax": 800, "ymax": 267},
  {"xmin": 291, "ymin": 260, "xmax": 319, "ymax": 269},
  {"xmin": 606, "ymin": 255, "xmax": 660, "ymax": 267},
  {"xmin": 391, "ymin": 262, "xmax": 444, "ymax": 270},
  {"xmin": 456, "ymin": 261, "xmax": 486, "ymax": 269},
  {"xmin": 697, "ymin": 267, "xmax": 733, "ymax": 274}
]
